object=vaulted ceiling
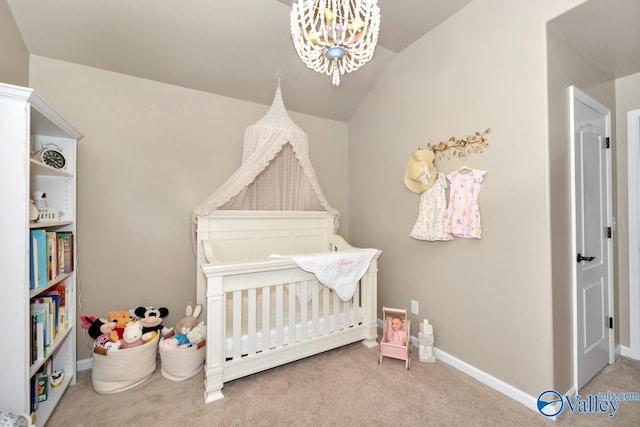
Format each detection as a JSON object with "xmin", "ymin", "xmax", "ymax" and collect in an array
[
  {"xmin": 6, "ymin": 0, "xmax": 473, "ymax": 122},
  {"xmin": 6, "ymin": 0, "xmax": 640, "ymax": 122}
]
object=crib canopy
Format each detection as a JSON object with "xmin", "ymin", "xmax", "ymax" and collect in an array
[{"xmin": 192, "ymin": 81, "xmax": 339, "ymax": 246}]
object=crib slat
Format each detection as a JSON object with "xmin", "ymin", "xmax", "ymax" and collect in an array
[
  {"xmin": 232, "ymin": 291, "xmax": 242, "ymax": 360},
  {"xmin": 322, "ymin": 287, "xmax": 330, "ymax": 334},
  {"xmin": 288, "ymin": 283, "xmax": 296, "ymax": 345},
  {"xmin": 300, "ymin": 281, "xmax": 308, "ymax": 341},
  {"xmin": 353, "ymin": 282, "xmax": 360, "ymax": 325},
  {"xmin": 275, "ymin": 284, "xmax": 283, "ymax": 347},
  {"xmin": 311, "ymin": 281, "xmax": 319, "ymax": 338},
  {"xmin": 262, "ymin": 287, "xmax": 270, "ymax": 351},
  {"xmin": 248, "ymin": 288, "xmax": 256, "ymax": 355},
  {"xmin": 343, "ymin": 296, "xmax": 352, "ymax": 328},
  {"xmin": 333, "ymin": 291, "xmax": 340, "ymax": 332}
]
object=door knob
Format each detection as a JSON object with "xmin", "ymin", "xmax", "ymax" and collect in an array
[{"xmin": 577, "ymin": 253, "xmax": 596, "ymax": 263}]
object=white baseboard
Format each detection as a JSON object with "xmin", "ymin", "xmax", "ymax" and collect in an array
[
  {"xmin": 619, "ymin": 344, "xmax": 631, "ymax": 358},
  {"xmin": 77, "ymin": 357, "xmax": 92, "ymax": 371}
]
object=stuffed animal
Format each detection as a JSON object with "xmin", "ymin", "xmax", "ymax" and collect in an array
[
  {"xmin": 119, "ymin": 320, "xmax": 156, "ymax": 349},
  {"xmin": 172, "ymin": 302, "xmax": 203, "ymax": 345},
  {"xmin": 159, "ymin": 336, "xmax": 186, "ymax": 351},
  {"xmin": 108, "ymin": 310, "xmax": 133, "ymax": 341},
  {"xmin": 134, "ymin": 306, "xmax": 169, "ymax": 335},
  {"xmin": 80, "ymin": 314, "xmax": 117, "ymax": 340},
  {"xmin": 186, "ymin": 321, "xmax": 206, "ymax": 345},
  {"xmin": 94, "ymin": 333, "xmax": 122, "ymax": 351}
]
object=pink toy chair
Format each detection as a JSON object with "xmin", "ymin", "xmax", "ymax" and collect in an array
[{"xmin": 378, "ymin": 306, "xmax": 411, "ymax": 369}]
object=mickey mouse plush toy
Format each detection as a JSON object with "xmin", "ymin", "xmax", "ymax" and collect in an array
[{"xmin": 134, "ymin": 306, "xmax": 169, "ymax": 335}]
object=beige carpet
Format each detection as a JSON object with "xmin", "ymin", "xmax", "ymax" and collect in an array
[{"xmin": 46, "ymin": 343, "xmax": 639, "ymax": 426}]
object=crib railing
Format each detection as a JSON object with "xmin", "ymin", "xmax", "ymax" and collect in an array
[
  {"xmin": 224, "ymin": 278, "xmax": 359, "ymax": 360},
  {"xmin": 200, "ymin": 254, "xmax": 378, "ymax": 403}
]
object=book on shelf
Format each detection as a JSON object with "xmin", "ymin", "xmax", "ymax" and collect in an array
[
  {"xmin": 37, "ymin": 374, "xmax": 48, "ymax": 402},
  {"xmin": 41, "ymin": 293, "xmax": 60, "ymax": 337},
  {"xmin": 46, "ymin": 283, "xmax": 68, "ymax": 330},
  {"xmin": 57, "ymin": 231, "xmax": 74, "ymax": 274},
  {"xmin": 29, "ymin": 235, "xmax": 37, "ymax": 289},
  {"xmin": 31, "ymin": 296, "xmax": 55, "ymax": 351},
  {"xmin": 30, "ymin": 305, "xmax": 47, "ymax": 362},
  {"xmin": 30, "ymin": 313, "xmax": 36, "ymax": 362},
  {"xmin": 30, "ymin": 230, "xmax": 47, "ymax": 288},
  {"xmin": 30, "ymin": 376, "xmax": 39, "ymax": 413},
  {"xmin": 46, "ymin": 231, "xmax": 57, "ymax": 281},
  {"xmin": 37, "ymin": 359, "xmax": 52, "ymax": 402}
]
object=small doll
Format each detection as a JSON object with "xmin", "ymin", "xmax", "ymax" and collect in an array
[{"xmin": 388, "ymin": 315, "xmax": 407, "ymax": 346}]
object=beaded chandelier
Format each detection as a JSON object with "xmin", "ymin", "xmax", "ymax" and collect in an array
[{"xmin": 290, "ymin": 0, "xmax": 381, "ymax": 86}]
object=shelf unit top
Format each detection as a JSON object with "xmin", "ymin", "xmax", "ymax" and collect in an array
[{"xmin": 0, "ymin": 82, "xmax": 82, "ymax": 140}]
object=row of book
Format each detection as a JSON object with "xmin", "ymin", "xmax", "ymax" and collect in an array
[
  {"xmin": 29, "ymin": 230, "xmax": 74, "ymax": 290},
  {"xmin": 30, "ymin": 283, "xmax": 69, "ymax": 364}
]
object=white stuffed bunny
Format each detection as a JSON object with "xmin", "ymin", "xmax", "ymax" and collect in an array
[{"xmin": 186, "ymin": 321, "xmax": 206, "ymax": 345}]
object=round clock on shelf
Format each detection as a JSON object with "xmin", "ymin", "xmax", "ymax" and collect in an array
[{"xmin": 36, "ymin": 143, "xmax": 66, "ymax": 169}]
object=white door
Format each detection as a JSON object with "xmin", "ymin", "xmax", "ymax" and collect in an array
[{"xmin": 570, "ymin": 86, "xmax": 613, "ymax": 390}]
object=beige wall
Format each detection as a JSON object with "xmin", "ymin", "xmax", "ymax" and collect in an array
[
  {"xmin": 0, "ymin": 0, "xmax": 28, "ymax": 85},
  {"xmin": 28, "ymin": 56, "xmax": 350, "ymax": 360},
  {"xmin": 615, "ymin": 72, "xmax": 640, "ymax": 347},
  {"xmin": 348, "ymin": 0, "xmax": 587, "ymax": 396}
]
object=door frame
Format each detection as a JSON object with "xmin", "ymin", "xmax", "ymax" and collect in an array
[
  {"xmin": 569, "ymin": 85, "xmax": 615, "ymax": 391},
  {"xmin": 628, "ymin": 108, "xmax": 640, "ymax": 360}
]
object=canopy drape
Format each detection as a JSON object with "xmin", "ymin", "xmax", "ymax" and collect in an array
[{"xmin": 192, "ymin": 82, "xmax": 339, "ymax": 250}]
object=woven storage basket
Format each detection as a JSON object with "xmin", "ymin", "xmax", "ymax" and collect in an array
[
  {"xmin": 159, "ymin": 339, "xmax": 205, "ymax": 381},
  {"xmin": 91, "ymin": 333, "xmax": 159, "ymax": 394}
]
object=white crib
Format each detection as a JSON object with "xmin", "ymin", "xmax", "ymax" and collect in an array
[{"xmin": 196, "ymin": 210, "xmax": 380, "ymax": 403}]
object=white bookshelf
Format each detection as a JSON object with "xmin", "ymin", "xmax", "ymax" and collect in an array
[{"xmin": 0, "ymin": 82, "xmax": 81, "ymax": 426}]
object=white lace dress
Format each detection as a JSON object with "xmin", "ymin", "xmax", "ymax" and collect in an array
[{"xmin": 410, "ymin": 173, "xmax": 453, "ymax": 241}]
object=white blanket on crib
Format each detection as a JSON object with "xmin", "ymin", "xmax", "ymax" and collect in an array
[{"xmin": 269, "ymin": 249, "xmax": 378, "ymax": 301}]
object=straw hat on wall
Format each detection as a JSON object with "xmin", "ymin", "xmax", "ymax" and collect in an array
[{"xmin": 404, "ymin": 149, "xmax": 437, "ymax": 193}]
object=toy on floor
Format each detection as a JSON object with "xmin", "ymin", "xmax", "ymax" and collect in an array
[
  {"xmin": 418, "ymin": 319, "xmax": 436, "ymax": 363},
  {"xmin": 108, "ymin": 310, "xmax": 133, "ymax": 341},
  {"xmin": 119, "ymin": 320, "xmax": 157, "ymax": 349},
  {"xmin": 378, "ymin": 306, "xmax": 411, "ymax": 369},
  {"xmin": 168, "ymin": 302, "xmax": 203, "ymax": 346},
  {"xmin": 186, "ymin": 321, "xmax": 206, "ymax": 345},
  {"xmin": 134, "ymin": 306, "xmax": 169, "ymax": 335}
]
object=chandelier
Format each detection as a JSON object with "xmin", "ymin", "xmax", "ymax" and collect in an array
[{"xmin": 290, "ymin": 0, "xmax": 381, "ymax": 86}]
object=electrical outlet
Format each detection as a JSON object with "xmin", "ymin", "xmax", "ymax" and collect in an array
[{"xmin": 411, "ymin": 299, "xmax": 419, "ymax": 315}]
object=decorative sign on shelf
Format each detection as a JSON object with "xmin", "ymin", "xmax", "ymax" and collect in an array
[{"xmin": 38, "ymin": 207, "xmax": 60, "ymax": 222}]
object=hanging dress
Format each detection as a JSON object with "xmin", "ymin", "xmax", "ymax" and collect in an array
[
  {"xmin": 443, "ymin": 168, "xmax": 487, "ymax": 239},
  {"xmin": 410, "ymin": 172, "xmax": 453, "ymax": 241}
]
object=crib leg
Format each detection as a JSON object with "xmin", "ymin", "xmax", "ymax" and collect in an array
[
  {"xmin": 362, "ymin": 338, "xmax": 378, "ymax": 349},
  {"xmin": 204, "ymin": 368, "xmax": 225, "ymax": 403},
  {"xmin": 204, "ymin": 388, "xmax": 224, "ymax": 403}
]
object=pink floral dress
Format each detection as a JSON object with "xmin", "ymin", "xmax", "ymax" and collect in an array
[
  {"xmin": 410, "ymin": 173, "xmax": 453, "ymax": 241},
  {"xmin": 443, "ymin": 168, "xmax": 487, "ymax": 238}
]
